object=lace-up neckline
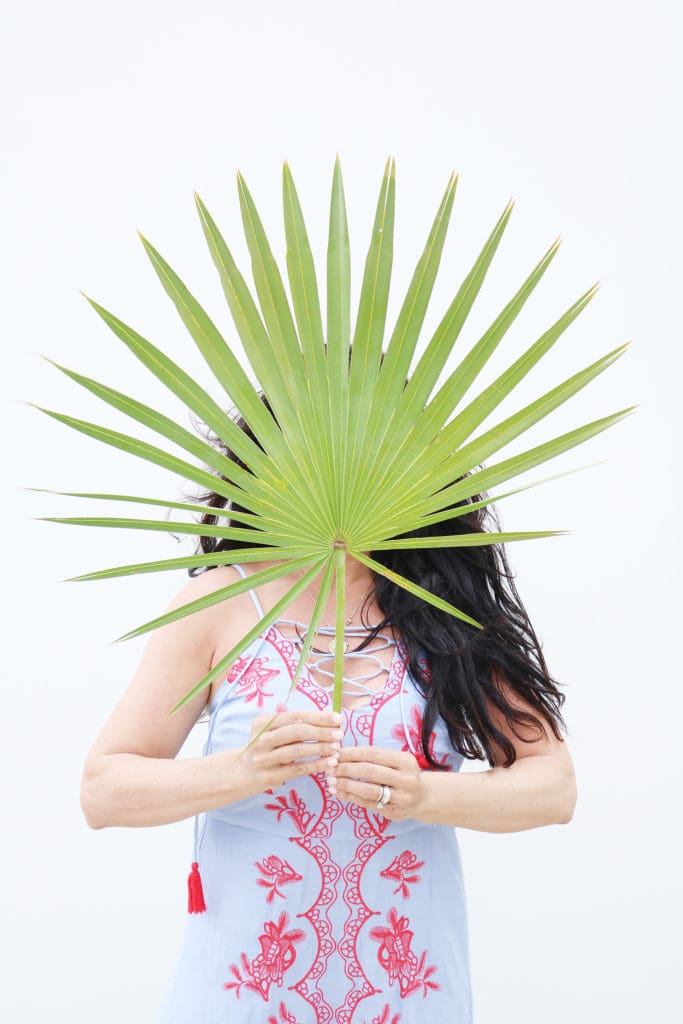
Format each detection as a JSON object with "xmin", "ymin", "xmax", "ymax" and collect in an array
[{"xmin": 272, "ymin": 619, "xmax": 400, "ymax": 705}]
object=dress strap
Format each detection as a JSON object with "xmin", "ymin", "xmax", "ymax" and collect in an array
[{"xmin": 231, "ymin": 562, "xmax": 266, "ymax": 618}]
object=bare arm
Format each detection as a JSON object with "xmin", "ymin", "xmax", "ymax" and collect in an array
[
  {"xmin": 418, "ymin": 747, "xmax": 576, "ymax": 831},
  {"xmin": 80, "ymin": 570, "xmax": 343, "ymax": 830},
  {"xmin": 330, "ymin": 675, "xmax": 577, "ymax": 831},
  {"xmin": 79, "ymin": 571, "xmax": 239, "ymax": 829},
  {"xmin": 419, "ymin": 677, "xmax": 577, "ymax": 831},
  {"xmin": 83, "ymin": 749, "xmax": 251, "ymax": 829}
]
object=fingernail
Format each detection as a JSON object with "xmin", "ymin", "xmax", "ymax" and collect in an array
[
  {"xmin": 326, "ymin": 756, "xmax": 338, "ymax": 767},
  {"xmin": 331, "ymin": 712, "xmax": 343, "ymax": 724},
  {"xmin": 332, "ymin": 729, "xmax": 344, "ymax": 739}
]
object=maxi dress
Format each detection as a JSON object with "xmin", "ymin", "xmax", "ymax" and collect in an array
[{"xmin": 158, "ymin": 563, "xmax": 474, "ymax": 1024}]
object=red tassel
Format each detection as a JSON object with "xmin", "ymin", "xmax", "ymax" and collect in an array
[{"xmin": 187, "ymin": 861, "xmax": 207, "ymax": 914}]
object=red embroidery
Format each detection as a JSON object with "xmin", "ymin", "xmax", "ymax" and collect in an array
[
  {"xmin": 267, "ymin": 1002, "xmax": 303, "ymax": 1024},
  {"xmin": 379, "ymin": 850, "xmax": 425, "ymax": 899},
  {"xmin": 336, "ymin": 803, "xmax": 396, "ymax": 1023},
  {"xmin": 364, "ymin": 1005, "xmax": 401, "ymax": 1024},
  {"xmin": 255, "ymin": 855, "xmax": 304, "ymax": 903},
  {"xmin": 352, "ymin": 644, "xmax": 405, "ymax": 745},
  {"xmin": 334, "ymin": 647, "xmax": 408, "ymax": 1024},
  {"xmin": 230, "ymin": 656, "xmax": 279, "ymax": 708},
  {"xmin": 390, "ymin": 704, "xmax": 452, "ymax": 770},
  {"xmin": 288, "ymin": 779, "xmax": 344, "ymax": 1024},
  {"xmin": 368, "ymin": 907, "xmax": 440, "ymax": 997},
  {"xmin": 264, "ymin": 788, "xmax": 314, "ymax": 835},
  {"xmin": 224, "ymin": 911, "xmax": 306, "ymax": 1001},
  {"xmin": 374, "ymin": 814, "xmax": 393, "ymax": 834},
  {"xmin": 223, "ymin": 631, "xmax": 448, "ymax": 1020},
  {"xmin": 266, "ymin": 628, "xmax": 349, "ymax": 1023},
  {"xmin": 268, "ymin": 625, "xmax": 330, "ymax": 711},
  {"xmin": 226, "ymin": 654, "xmax": 249, "ymax": 682}
]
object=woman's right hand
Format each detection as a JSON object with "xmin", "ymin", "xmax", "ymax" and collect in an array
[{"xmin": 236, "ymin": 709, "xmax": 344, "ymax": 795}]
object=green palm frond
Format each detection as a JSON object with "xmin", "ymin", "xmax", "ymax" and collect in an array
[{"xmin": 27, "ymin": 155, "xmax": 635, "ymax": 725}]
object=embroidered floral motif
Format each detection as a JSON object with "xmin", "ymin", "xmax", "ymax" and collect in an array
[
  {"xmin": 391, "ymin": 704, "xmax": 452, "ymax": 770},
  {"xmin": 364, "ymin": 1005, "xmax": 401, "ymax": 1024},
  {"xmin": 224, "ymin": 911, "xmax": 306, "ymax": 1001},
  {"xmin": 266, "ymin": 1001, "xmax": 302, "ymax": 1024},
  {"xmin": 226, "ymin": 654, "xmax": 249, "ymax": 682},
  {"xmin": 368, "ymin": 907, "xmax": 440, "ymax": 998},
  {"xmin": 255, "ymin": 855, "xmax": 304, "ymax": 903},
  {"xmin": 230, "ymin": 656, "xmax": 279, "ymax": 708},
  {"xmin": 371, "ymin": 812, "xmax": 393, "ymax": 833},
  {"xmin": 264, "ymin": 788, "xmax": 314, "ymax": 834},
  {"xmin": 379, "ymin": 849, "xmax": 426, "ymax": 899}
]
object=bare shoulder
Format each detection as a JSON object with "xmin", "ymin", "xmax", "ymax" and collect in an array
[
  {"xmin": 172, "ymin": 564, "xmax": 244, "ymax": 604},
  {"xmin": 182, "ymin": 564, "xmax": 256, "ymax": 658},
  {"xmin": 167, "ymin": 564, "xmax": 247, "ymax": 637},
  {"xmin": 485, "ymin": 671, "xmax": 573, "ymax": 769}
]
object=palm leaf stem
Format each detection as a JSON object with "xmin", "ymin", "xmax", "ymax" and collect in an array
[{"xmin": 242, "ymin": 555, "xmax": 337, "ymax": 750}]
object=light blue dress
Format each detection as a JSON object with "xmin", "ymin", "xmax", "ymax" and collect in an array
[{"xmin": 159, "ymin": 564, "xmax": 474, "ymax": 1023}]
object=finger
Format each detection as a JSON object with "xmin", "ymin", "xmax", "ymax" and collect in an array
[
  {"xmin": 336, "ymin": 745, "xmax": 409, "ymax": 769},
  {"xmin": 274, "ymin": 738, "xmax": 342, "ymax": 766},
  {"xmin": 255, "ymin": 708, "xmax": 342, "ymax": 731},
  {"xmin": 270, "ymin": 750, "xmax": 340, "ymax": 786},
  {"xmin": 327, "ymin": 774, "xmax": 393, "ymax": 808},
  {"xmin": 330, "ymin": 761, "xmax": 399, "ymax": 785},
  {"xmin": 263, "ymin": 721, "xmax": 344, "ymax": 752}
]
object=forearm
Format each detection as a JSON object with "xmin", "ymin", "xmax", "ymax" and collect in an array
[
  {"xmin": 81, "ymin": 749, "xmax": 249, "ymax": 829},
  {"xmin": 417, "ymin": 753, "xmax": 577, "ymax": 832}
]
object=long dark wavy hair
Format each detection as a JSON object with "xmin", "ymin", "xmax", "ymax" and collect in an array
[{"xmin": 183, "ymin": 392, "xmax": 568, "ymax": 770}]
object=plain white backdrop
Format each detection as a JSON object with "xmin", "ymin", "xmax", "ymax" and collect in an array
[{"xmin": 2, "ymin": 1, "xmax": 681, "ymax": 1020}]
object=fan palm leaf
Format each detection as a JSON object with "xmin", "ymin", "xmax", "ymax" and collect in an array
[{"xmin": 26, "ymin": 155, "xmax": 635, "ymax": 734}]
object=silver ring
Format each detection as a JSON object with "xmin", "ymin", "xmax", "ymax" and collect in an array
[{"xmin": 376, "ymin": 783, "xmax": 391, "ymax": 809}]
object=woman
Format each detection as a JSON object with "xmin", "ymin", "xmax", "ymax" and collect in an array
[{"xmin": 79, "ymin": 397, "xmax": 577, "ymax": 1024}]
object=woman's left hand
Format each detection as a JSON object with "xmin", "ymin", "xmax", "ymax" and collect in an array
[{"xmin": 326, "ymin": 745, "xmax": 428, "ymax": 820}]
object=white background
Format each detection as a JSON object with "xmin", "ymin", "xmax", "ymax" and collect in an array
[{"xmin": 2, "ymin": 1, "xmax": 681, "ymax": 1020}]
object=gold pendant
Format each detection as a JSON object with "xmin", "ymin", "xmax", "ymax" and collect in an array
[{"xmin": 328, "ymin": 637, "xmax": 348, "ymax": 655}]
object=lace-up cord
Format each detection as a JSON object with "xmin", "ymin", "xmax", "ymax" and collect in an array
[{"xmin": 280, "ymin": 619, "xmax": 396, "ymax": 697}]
